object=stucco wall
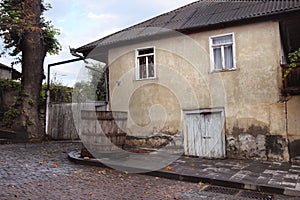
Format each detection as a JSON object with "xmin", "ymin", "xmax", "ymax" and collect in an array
[
  {"xmin": 0, "ymin": 69, "xmax": 12, "ymax": 79},
  {"xmin": 107, "ymin": 21, "xmax": 289, "ymax": 160}
]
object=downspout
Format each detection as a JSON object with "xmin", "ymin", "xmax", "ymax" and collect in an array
[
  {"xmin": 284, "ymin": 98, "xmax": 291, "ymax": 161},
  {"xmin": 45, "ymin": 55, "xmax": 85, "ymax": 135},
  {"xmin": 75, "ymin": 47, "xmax": 110, "ymax": 110},
  {"xmin": 281, "ymin": 73, "xmax": 291, "ymax": 161},
  {"xmin": 104, "ymin": 65, "xmax": 109, "ymax": 110},
  {"xmin": 284, "ymin": 100, "xmax": 291, "ymax": 157}
]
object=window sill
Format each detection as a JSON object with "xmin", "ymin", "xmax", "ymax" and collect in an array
[
  {"xmin": 135, "ymin": 77, "xmax": 158, "ymax": 82},
  {"xmin": 211, "ymin": 68, "xmax": 237, "ymax": 73}
]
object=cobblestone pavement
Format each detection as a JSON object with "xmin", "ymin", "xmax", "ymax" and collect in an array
[{"xmin": 0, "ymin": 142, "xmax": 297, "ymax": 200}]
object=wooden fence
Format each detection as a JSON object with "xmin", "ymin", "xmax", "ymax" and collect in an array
[{"xmin": 47, "ymin": 102, "xmax": 107, "ymax": 140}]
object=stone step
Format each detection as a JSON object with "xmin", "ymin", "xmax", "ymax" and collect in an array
[
  {"xmin": 0, "ymin": 129, "xmax": 16, "ymax": 140},
  {"xmin": 291, "ymin": 156, "xmax": 300, "ymax": 165},
  {"xmin": 0, "ymin": 138, "xmax": 11, "ymax": 145},
  {"xmin": 0, "ymin": 129, "xmax": 28, "ymax": 143}
]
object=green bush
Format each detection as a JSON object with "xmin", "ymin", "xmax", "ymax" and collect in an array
[
  {"xmin": 40, "ymin": 84, "xmax": 73, "ymax": 104},
  {"xmin": 284, "ymin": 48, "xmax": 300, "ymax": 79},
  {"xmin": 0, "ymin": 78, "xmax": 21, "ymax": 91}
]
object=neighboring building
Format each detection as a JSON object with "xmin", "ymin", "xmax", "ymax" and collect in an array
[
  {"xmin": 0, "ymin": 63, "xmax": 21, "ymax": 80},
  {"xmin": 75, "ymin": 1, "xmax": 300, "ymax": 161}
]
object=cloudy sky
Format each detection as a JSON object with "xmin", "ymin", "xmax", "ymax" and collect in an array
[{"xmin": 0, "ymin": 0, "xmax": 197, "ymax": 86}]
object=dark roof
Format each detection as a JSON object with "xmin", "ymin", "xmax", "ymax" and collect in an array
[
  {"xmin": 0, "ymin": 63, "xmax": 11, "ymax": 71},
  {"xmin": 76, "ymin": 0, "xmax": 300, "ymax": 54}
]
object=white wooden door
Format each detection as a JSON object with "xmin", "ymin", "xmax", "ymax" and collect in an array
[{"xmin": 183, "ymin": 110, "xmax": 225, "ymax": 158}]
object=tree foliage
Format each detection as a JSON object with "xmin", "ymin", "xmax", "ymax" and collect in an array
[
  {"xmin": 40, "ymin": 84, "xmax": 73, "ymax": 104},
  {"xmin": 0, "ymin": 78, "xmax": 73, "ymax": 128},
  {"xmin": 0, "ymin": 0, "xmax": 61, "ymax": 60},
  {"xmin": 0, "ymin": 77, "xmax": 21, "ymax": 90},
  {"xmin": 73, "ymin": 63, "xmax": 107, "ymax": 102},
  {"xmin": 0, "ymin": 0, "xmax": 61, "ymax": 141},
  {"xmin": 284, "ymin": 48, "xmax": 300, "ymax": 79}
]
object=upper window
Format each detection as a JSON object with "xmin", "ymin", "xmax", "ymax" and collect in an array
[
  {"xmin": 210, "ymin": 33, "xmax": 236, "ymax": 71},
  {"xmin": 136, "ymin": 47, "xmax": 156, "ymax": 80}
]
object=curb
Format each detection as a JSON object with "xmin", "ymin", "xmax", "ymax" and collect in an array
[{"xmin": 68, "ymin": 151, "xmax": 299, "ymax": 197}]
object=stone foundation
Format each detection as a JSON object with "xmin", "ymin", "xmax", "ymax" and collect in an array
[{"xmin": 125, "ymin": 134, "xmax": 183, "ymax": 150}]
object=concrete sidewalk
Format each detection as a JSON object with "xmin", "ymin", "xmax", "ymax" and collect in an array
[{"xmin": 68, "ymin": 151, "xmax": 300, "ymax": 197}]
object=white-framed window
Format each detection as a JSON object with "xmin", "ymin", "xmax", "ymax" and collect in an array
[
  {"xmin": 136, "ymin": 47, "xmax": 156, "ymax": 80},
  {"xmin": 209, "ymin": 33, "xmax": 236, "ymax": 71}
]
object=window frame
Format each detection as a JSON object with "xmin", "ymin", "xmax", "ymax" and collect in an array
[
  {"xmin": 135, "ymin": 46, "xmax": 156, "ymax": 80},
  {"xmin": 209, "ymin": 33, "xmax": 236, "ymax": 72}
]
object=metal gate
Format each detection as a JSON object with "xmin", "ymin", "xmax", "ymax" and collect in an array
[{"xmin": 183, "ymin": 109, "xmax": 225, "ymax": 158}]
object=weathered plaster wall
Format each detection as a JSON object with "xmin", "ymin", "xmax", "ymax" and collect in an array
[{"xmin": 108, "ymin": 21, "xmax": 289, "ymax": 160}]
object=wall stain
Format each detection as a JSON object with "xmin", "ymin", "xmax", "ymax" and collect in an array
[
  {"xmin": 266, "ymin": 135, "xmax": 284, "ymax": 155},
  {"xmin": 227, "ymin": 125, "xmax": 286, "ymax": 161}
]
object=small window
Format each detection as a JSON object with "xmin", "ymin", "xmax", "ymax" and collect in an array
[
  {"xmin": 136, "ymin": 47, "xmax": 156, "ymax": 80},
  {"xmin": 210, "ymin": 33, "xmax": 236, "ymax": 71}
]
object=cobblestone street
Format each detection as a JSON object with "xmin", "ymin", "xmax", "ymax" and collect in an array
[
  {"xmin": 0, "ymin": 142, "xmax": 297, "ymax": 200},
  {"xmin": 0, "ymin": 142, "xmax": 197, "ymax": 199}
]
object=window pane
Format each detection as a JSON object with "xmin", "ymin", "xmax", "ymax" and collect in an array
[
  {"xmin": 213, "ymin": 35, "xmax": 232, "ymax": 45},
  {"xmin": 224, "ymin": 45, "xmax": 234, "ymax": 69},
  {"xmin": 137, "ymin": 47, "xmax": 155, "ymax": 79},
  {"xmin": 139, "ymin": 57, "xmax": 147, "ymax": 79},
  {"xmin": 138, "ymin": 48, "xmax": 154, "ymax": 55},
  {"xmin": 148, "ymin": 55, "xmax": 154, "ymax": 78},
  {"xmin": 213, "ymin": 47, "xmax": 222, "ymax": 70}
]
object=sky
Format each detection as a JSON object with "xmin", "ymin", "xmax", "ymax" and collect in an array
[{"xmin": 0, "ymin": 0, "xmax": 197, "ymax": 86}]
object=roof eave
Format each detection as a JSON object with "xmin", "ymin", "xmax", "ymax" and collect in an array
[{"xmin": 76, "ymin": 9, "xmax": 300, "ymax": 58}]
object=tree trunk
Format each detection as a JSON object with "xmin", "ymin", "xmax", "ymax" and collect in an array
[{"xmin": 12, "ymin": 0, "xmax": 47, "ymax": 142}]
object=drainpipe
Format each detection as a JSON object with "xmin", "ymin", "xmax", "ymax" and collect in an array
[
  {"xmin": 104, "ymin": 65, "xmax": 109, "ymax": 109},
  {"xmin": 45, "ymin": 57, "xmax": 85, "ymax": 135},
  {"xmin": 284, "ymin": 99, "xmax": 291, "ymax": 161},
  {"xmin": 71, "ymin": 47, "xmax": 109, "ymax": 109},
  {"xmin": 285, "ymin": 101, "xmax": 288, "ymax": 139}
]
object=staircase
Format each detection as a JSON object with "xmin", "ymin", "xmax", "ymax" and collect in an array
[{"xmin": 0, "ymin": 129, "xmax": 16, "ymax": 144}]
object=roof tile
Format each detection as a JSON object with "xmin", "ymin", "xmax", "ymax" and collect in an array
[{"xmin": 77, "ymin": 0, "xmax": 300, "ymax": 52}]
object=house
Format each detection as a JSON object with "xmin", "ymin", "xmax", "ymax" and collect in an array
[
  {"xmin": 0, "ymin": 63, "xmax": 21, "ymax": 80},
  {"xmin": 75, "ymin": 0, "xmax": 300, "ymax": 161}
]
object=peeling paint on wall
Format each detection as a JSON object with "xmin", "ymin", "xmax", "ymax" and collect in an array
[{"xmin": 226, "ymin": 125, "xmax": 288, "ymax": 161}]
